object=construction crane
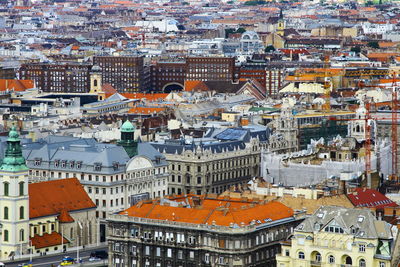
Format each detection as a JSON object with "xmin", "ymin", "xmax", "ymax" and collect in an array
[{"xmin": 390, "ymin": 74, "xmax": 398, "ymax": 182}]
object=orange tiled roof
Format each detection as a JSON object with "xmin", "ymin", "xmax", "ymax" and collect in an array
[
  {"xmin": 31, "ymin": 232, "xmax": 69, "ymax": 249},
  {"xmin": 378, "ymin": 41, "xmax": 398, "ymax": 48},
  {"xmin": 0, "ymin": 79, "xmax": 34, "ymax": 91},
  {"xmin": 105, "ymin": 93, "xmax": 168, "ymax": 101},
  {"xmin": 128, "ymin": 106, "xmax": 165, "ymax": 115},
  {"xmin": 122, "ymin": 196, "xmax": 294, "ymax": 227},
  {"xmin": 58, "ymin": 209, "xmax": 74, "ymax": 223},
  {"xmin": 184, "ymin": 80, "xmax": 208, "ymax": 91},
  {"xmin": 29, "ymin": 178, "xmax": 96, "ymax": 219}
]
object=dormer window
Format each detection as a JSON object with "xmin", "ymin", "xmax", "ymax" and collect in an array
[
  {"xmin": 61, "ymin": 160, "xmax": 66, "ymax": 168},
  {"xmin": 94, "ymin": 163, "xmax": 102, "ymax": 171},
  {"xmin": 34, "ymin": 158, "xmax": 41, "ymax": 166},
  {"xmin": 76, "ymin": 161, "xmax": 82, "ymax": 169},
  {"xmin": 54, "ymin": 160, "xmax": 59, "ymax": 167},
  {"xmin": 69, "ymin": 161, "xmax": 75, "ymax": 168},
  {"xmin": 112, "ymin": 162, "xmax": 119, "ymax": 170}
]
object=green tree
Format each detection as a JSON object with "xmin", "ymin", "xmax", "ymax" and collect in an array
[
  {"xmin": 350, "ymin": 46, "xmax": 361, "ymax": 53},
  {"xmin": 265, "ymin": 45, "xmax": 275, "ymax": 52},
  {"xmin": 367, "ymin": 41, "xmax": 380, "ymax": 49}
]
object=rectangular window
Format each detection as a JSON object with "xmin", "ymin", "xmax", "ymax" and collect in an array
[
  {"xmin": 167, "ymin": 248, "xmax": 172, "ymax": 258},
  {"xmin": 359, "ymin": 244, "xmax": 366, "ymax": 252},
  {"xmin": 145, "ymin": 246, "xmax": 150, "ymax": 256}
]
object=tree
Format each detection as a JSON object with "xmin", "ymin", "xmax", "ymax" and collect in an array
[
  {"xmin": 265, "ymin": 45, "xmax": 275, "ymax": 52},
  {"xmin": 182, "ymin": 1, "xmax": 189, "ymax": 5},
  {"xmin": 367, "ymin": 41, "xmax": 380, "ymax": 49},
  {"xmin": 350, "ymin": 46, "xmax": 361, "ymax": 53},
  {"xmin": 243, "ymin": 0, "xmax": 266, "ymax": 6}
]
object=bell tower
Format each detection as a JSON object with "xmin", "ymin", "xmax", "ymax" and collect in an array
[
  {"xmin": 0, "ymin": 127, "xmax": 29, "ymax": 260},
  {"xmin": 118, "ymin": 120, "xmax": 138, "ymax": 158},
  {"xmin": 277, "ymin": 9, "xmax": 285, "ymax": 36},
  {"xmin": 276, "ymin": 99, "xmax": 298, "ymax": 152},
  {"xmin": 89, "ymin": 65, "xmax": 102, "ymax": 94}
]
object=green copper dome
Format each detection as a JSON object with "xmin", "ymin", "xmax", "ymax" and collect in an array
[
  {"xmin": 121, "ymin": 120, "xmax": 135, "ymax": 133},
  {"xmin": 0, "ymin": 126, "xmax": 28, "ymax": 172}
]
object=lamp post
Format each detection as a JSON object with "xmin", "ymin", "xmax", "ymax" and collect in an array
[{"xmin": 29, "ymin": 240, "xmax": 32, "ymax": 264}]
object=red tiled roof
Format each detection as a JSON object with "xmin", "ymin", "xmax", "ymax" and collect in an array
[
  {"xmin": 58, "ymin": 209, "xmax": 74, "ymax": 223},
  {"xmin": 121, "ymin": 196, "xmax": 294, "ymax": 227},
  {"xmin": 347, "ymin": 188, "xmax": 398, "ymax": 209},
  {"xmin": 29, "ymin": 178, "xmax": 96, "ymax": 219},
  {"xmin": 0, "ymin": 79, "xmax": 35, "ymax": 91},
  {"xmin": 31, "ymin": 232, "xmax": 69, "ymax": 249}
]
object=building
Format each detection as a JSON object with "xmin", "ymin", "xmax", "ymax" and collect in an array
[
  {"xmin": 185, "ymin": 57, "xmax": 235, "ymax": 82},
  {"xmin": 276, "ymin": 206, "xmax": 397, "ymax": 267},
  {"xmin": 0, "ymin": 127, "xmax": 30, "ymax": 260},
  {"xmin": 29, "ymin": 178, "xmax": 97, "ymax": 254},
  {"xmin": 150, "ymin": 61, "xmax": 186, "ymax": 92},
  {"xmin": 107, "ymin": 195, "xmax": 303, "ymax": 267},
  {"xmin": 93, "ymin": 56, "xmax": 145, "ymax": 93},
  {"xmin": 151, "ymin": 127, "xmax": 265, "ymax": 195},
  {"xmin": 0, "ymin": 128, "xmax": 97, "ymax": 260},
  {"xmin": 19, "ymin": 63, "xmax": 93, "ymax": 93}
]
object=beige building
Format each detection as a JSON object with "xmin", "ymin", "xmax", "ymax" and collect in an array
[{"xmin": 276, "ymin": 206, "xmax": 397, "ymax": 267}]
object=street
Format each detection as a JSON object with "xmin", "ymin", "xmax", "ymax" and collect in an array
[{"xmin": 4, "ymin": 246, "xmax": 107, "ymax": 267}]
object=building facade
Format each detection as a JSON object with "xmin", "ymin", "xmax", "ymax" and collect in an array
[
  {"xmin": 93, "ymin": 56, "xmax": 145, "ymax": 93},
  {"xmin": 185, "ymin": 57, "xmax": 235, "ymax": 82},
  {"xmin": 19, "ymin": 63, "xmax": 92, "ymax": 93},
  {"xmin": 151, "ymin": 127, "xmax": 265, "ymax": 195},
  {"xmin": 276, "ymin": 206, "xmax": 396, "ymax": 267},
  {"xmin": 150, "ymin": 61, "xmax": 186, "ymax": 92},
  {"xmin": 107, "ymin": 195, "xmax": 303, "ymax": 267}
]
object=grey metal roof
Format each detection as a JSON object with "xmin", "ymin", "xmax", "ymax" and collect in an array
[{"xmin": 296, "ymin": 206, "xmax": 393, "ymax": 240}]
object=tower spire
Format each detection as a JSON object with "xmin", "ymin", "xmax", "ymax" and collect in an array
[{"xmin": 1, "ymin": 126, "xmax": 28, "ymax": 172}]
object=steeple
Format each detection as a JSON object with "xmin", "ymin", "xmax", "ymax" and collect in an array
[
  {"xmin": 1, "ymin": 126, "xmax": 28, "ymax": 172},
  {"xmin": 277, "ymin": 9, "xmax": 285, "ymax": 36},
  {"xmin": 118, "ymin": 120, "xmax": 138, "ymax": 158}
]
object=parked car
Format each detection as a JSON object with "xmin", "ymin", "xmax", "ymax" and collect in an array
[{"xmin": 91, "ymin": 250, "xmax": 108, "ymax": 259}]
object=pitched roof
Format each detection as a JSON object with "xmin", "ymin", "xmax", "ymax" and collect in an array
[
  {"xmin": 58, "ymin": 209, "xmax": 75, "ymax": 223},
  {"xmin": 31, "ymin": 232, "xmax": 69, "ymax": 249},
  {"xmin": 121, "ymin": 195, "xmax": 294, "ymax": 227},
  {"xmin": 0, "ymin": 79, "xmax": 34, "ymax": 92},
  {"xmin": 347, "ymin": 188, "xmax": 399, "ymax": 209},
  {"xmin": 29, "ymin": 178, "xmax": 96, "ymax": 219}
]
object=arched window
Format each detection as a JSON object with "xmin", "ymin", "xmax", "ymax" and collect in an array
[
  {"xmin": 328, "ymin": 255, "xmax": 335, "ymax": 264},
  {"xmin": 298, "ymin": 251, "xmax": 305, "ymax": 259},
  {"xmin": 345, "ymin": 256, "xmax": 352, "ymax": 265},
  {"xmin": 70, "ymin": 228, "xmax": 74, "ymax": 239},
  {"xmin": 359, "ymin": 259, "xmax": 366, "ymax": 267},
  {"xmin": 19, "ymin": 182, "xmax": 24, "ymax": 196},
  {"xmin": 93, "ymin": 79, "xmax": 98, "ymax": 87},
  {"xmin": 315, "ymin": 252, "xmax": 321, "ymax": 262},
  {"xmin": 20, "ymin": 229, "xmax": 24, "ymax": 241},
  {"xmin": 19, "ymin": 206, "xmax": 24, "ymax": 219},
  {"xmin": 4, "ymin": 182, "xmax": 9, "ymax": 196},
  {"xmin": 4, "ymin": 206, "xmax": 8, "ymax": 220},
  {"xmin": 4, "ymin": 230, "xmax": 8, "ymax": 242}
]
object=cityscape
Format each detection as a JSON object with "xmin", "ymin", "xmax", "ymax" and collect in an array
[{"xmin": 0, "ymin": 0, "xmax": 399, "ymax": 266}]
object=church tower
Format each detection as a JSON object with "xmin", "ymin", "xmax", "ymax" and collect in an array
[
  {"xmin": 89, "ymin": 65, "xmax": 103, "ymax": 96},
  {"xmin": 276, "ymin": 99, "xmax": 298, "ymax": 152},
  {"xmin": 0, "ymin": 127, "xmax": 29, "ymax": 260},
  {"xmin": 349, "ymin": 99, "xmax": 367, "ymax": 142},
  {"xmin": 118, "ymin": 120, "xmax": 138, "ymax": 158},
  {"xmin": 277, "ymin": 9, "xmax": 285, "ymax": 36}
]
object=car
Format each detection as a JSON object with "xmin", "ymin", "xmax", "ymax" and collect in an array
[
  {"xmin": 91, "ymin": 250, "xmax": 108, "ymax": 259},
  {"xmin": 88, "ymin": 256, "xmax": 101, "ymax": 262},
  {"xmin": 18, "ymin": 264, "xmax": 32, "ymax": 267},
  {"xmin": 59, "ymin": 256, "xmax": 74, "ymax": 266}
]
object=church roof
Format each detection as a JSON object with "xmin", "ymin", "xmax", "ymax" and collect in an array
[
  {"xmin": 29, "ymin": 178, "xmax": 96, "ymax": 219},
  {"xmin": 31, "ymin": 232, "xmax": 69, "ymax": 249}
]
